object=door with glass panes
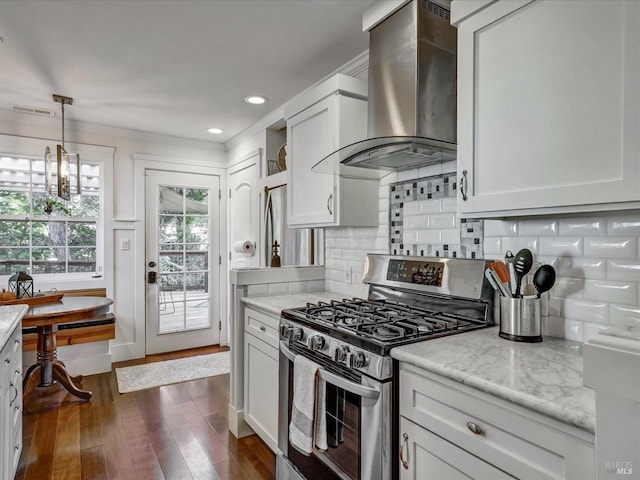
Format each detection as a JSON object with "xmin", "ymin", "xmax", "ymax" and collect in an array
[{"xmin": 145, "ymin": 170, "xmax": 220, "ymax": 354}]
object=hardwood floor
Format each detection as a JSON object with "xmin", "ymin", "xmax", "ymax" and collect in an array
[{"xmin": 16, "ymin": 346, "xmax": 276, "ymax": 480}]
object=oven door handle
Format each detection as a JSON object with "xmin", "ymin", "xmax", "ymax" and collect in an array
[{"xmin": 280, "ymin": 341, "xmax": 381, "ymax": 400}]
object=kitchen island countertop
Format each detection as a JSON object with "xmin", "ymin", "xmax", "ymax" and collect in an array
[
  {"xmin": 241, "ymin": 291, "xmax": 344, "ymax": 317},
  {"xmin": 0, "ymin": 304, "xmax": 28, "ymax": 349},
  {"xmin": 391, "ymin": 326, "xmax": 596, "ymax": 433}
]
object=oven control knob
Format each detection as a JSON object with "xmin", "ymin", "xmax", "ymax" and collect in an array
[
  {"xmin": 348, "ymin": 351, "xmax": 367, "ymax": 369},
  {"xmin": 279, "ymin": 325, "xmax": 290, "ymax": 337},
  {"xmin": 307, "ymin": 335, "xmax": 326, "ymax": 351},
  {"xmin": 332, "ymin": 345, "xmax": 350, "ymax": 363},
  {"xmin": 289, "ymin": 327, "xmax": 304, "ymax": 342}
]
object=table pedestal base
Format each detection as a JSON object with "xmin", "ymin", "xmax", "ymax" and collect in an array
[{"xmin": 22, "ymin": 324, "xmax": 92, "ymax": 401}]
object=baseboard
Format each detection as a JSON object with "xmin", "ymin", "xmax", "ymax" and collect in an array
[
  {"xmin": 109, "ymin": 342, "xmax": 145, "ymax": 363},
  {"xmin": 228, "ymin": 404, "xmax": 254, "ymax": 438}
]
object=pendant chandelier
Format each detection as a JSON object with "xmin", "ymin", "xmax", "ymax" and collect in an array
[{"xmin": 45, "ymin": 94, "xmax": 81, "ymax": 200}]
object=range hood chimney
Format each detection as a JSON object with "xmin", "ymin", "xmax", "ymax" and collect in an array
[{"xmin": 313, "ymin": 0, "xmax": 457, "ymax": 177}]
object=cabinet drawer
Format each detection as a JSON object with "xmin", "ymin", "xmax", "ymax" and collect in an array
[
  {"xmin": 244, "ymin": 308, "xmax": 279, "ymax": 349},
  {"xmin": 399, "ymin": 416, "xmax": 515, "ymax": 480},
  {"xmin": 400, "ymin": 368, "xmax": 595, "ymax": 480},
  {"xmin": 2, "ymin": 327, "xmax": 21, "ymax": 376}
]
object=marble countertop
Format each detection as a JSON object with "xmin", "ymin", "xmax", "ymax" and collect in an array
[
  {"xmin": 0, "ymin": 305, "xmax": 28, "ymax": 350},
  {"xmin": 392, "ymin": 326, "xmax": 596, "ymax": 433},
  {"xmin": 241, "ymin": 291, "xmax": 341, "ymax": 317}
]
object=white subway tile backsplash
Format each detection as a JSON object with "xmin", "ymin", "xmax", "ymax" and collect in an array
[
  {"xmin": 559, "ymin": 217, "xmax": 607, "ymax": 236},
  {"xmin": 325, "ymin": 169, "xmax": 640, "ymax": 342},
  {"xmin": 583, "ymin": 323, "xmax": 609, "ymax": 343},
  {"xmin": 442, "ymin": 229, "xmax": 460, "ymax": 245},
  {"xmin": 607, "ymin": 215, "xmax": 640, "ymax": 235},
  {"xmin": 609, "ymin": 304, "xmax": 640, "ymax": 328},
  {"xmin": 418, "ymin": 164, "xmax": 442, "ymax": 177},
  {"xmin": 584, "ymin": 237, "xmax": 638, "ymax": 259},
  {"xmin": 550, "ymin": 277, "xmax": 585, "ymax": 298},
  {"xmin": 548, "ymin": 297, "xmax": 562, "ymax": 317},
  {"xmin": 583, "ymin": 279, "xmax": 637, "ymax": 305},
  {"xmin": 562, "ymin": 298, "xmax": 609, "ymax": 324},
  {"xmin": 379, "ymin": 172, "xmax": 397, "ymax": 186},
  {"xmin": 404, "ymin": 215, "xmax": 426, "ymax": 230},
  {"xmin": 483, "ymin": 237, "xmax": 502, "ymax": 255},
  {"xmin": 308, "ymin": 280, "xmax": 326, "ymax": 292},
  {"xmin": 543, "ymin": 316, "xmax": 584, "ymax": 342},
  {"xmin": 417, "ymin": 199, "xmax": 440, "ymax": 214},
  {"xmin": 442, "ymin": 160, "xmax": 457, "ymax": 174},
  {"xmin": 442, "ymin": 197, "xmax": 457, "ymax": 213},
  {"xmin": 518, "ymin": 219, "xmax": 558, "ymax": 237},
  {"xmin": 558, "ymin": 257, "xmax": 606, "ymax": 280},
  {"xmin": 247, "ymin": 284, "xmax": 269, "ymax": 296},
  {"xmin": 402, "ymin": 230, "xmax": 419, "ymax": 244},
  {"xmin": 607, "ymin": 259, "xmax": 640, "ymax": 282},
  {"xmin": 268, "ymin": 282, "xmax": 290, "ymax": 295},
  {"xmin": 418, "ymin": 230, "xmax": 443, "ymax": 244},
  {"xmin": 501, "ymin": 237, "xmax": 539, "ymax": 255},
  {"xmin": 539, "ymin": 237, "xmax": 583, "ymax": 257},
  {"xmin": 402, "ymin": 202, "xmax": 420, "ymax": 216},
  {"xmin": 484, "ymin": 220, "xmax": 518, "ymax": 236},
  {"xmin": 397, "ymin": 169, "xmax": 419, "ymax": 182},
  {"xmin": 288, "ymin": 282, "xmax": 307, "ymax": 294},
  {"xmin": 429, "ymin": 213, "xmax": 456, "ymax": 229}
]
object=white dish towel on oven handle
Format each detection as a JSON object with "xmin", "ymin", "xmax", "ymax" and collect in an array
[{"xmin": 289, "ymin": 354, "xmax": 328, "ymax": 455}]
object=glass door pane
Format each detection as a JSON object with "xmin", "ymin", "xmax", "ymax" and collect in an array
[{"xmin": 157, "ymin": 186, "xmax": 211, "ymax": 334}]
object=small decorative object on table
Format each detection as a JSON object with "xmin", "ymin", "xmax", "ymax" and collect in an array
[
  {"xmin": 8, "ymin": 270, "xmax": 33, "ymax": 298},
  {"xmin": 271, "ymin": 240, "xmax": 281, "ymax": 267}
]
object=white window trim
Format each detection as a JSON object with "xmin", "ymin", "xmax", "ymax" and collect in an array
[{"xmin": 0, "ymin": 134, "xmax": 115, "ymax": 291}]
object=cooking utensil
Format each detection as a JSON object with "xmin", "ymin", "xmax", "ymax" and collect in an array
[
  {"xmin": 513, "ymin": 248, "xmax": 533, "ymax": 297},
  {"xmin": 486, "ymin": 267, "xmax": 510, "ymax": 297},
  {"xmin": 504, "ymin": 251, "xmax": 517, "ymax": 297},
  {"xmin": 491, "ymin": 261, "xmax": 510, "ymax": 284},
  {"xmin": 533, "ymin": 264, "xmax": 556, "ymax": 298}
]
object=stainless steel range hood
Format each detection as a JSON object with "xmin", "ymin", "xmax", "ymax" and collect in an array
[{"xmin": 313, "ymin": 0, "xmax": 457, "ymax": 178}]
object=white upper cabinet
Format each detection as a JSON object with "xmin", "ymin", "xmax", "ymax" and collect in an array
[
  {"xmin": 453, "ymin": 0, "xmax": 640, "ymax": 217},
  {"xmin": 285, "ymin": 74, "xmax": 379, "ymax": 228}
]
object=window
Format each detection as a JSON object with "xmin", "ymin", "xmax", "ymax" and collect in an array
[{"xmin": 0, "ymin": 154, "xmax": 101, "ymax": 276}]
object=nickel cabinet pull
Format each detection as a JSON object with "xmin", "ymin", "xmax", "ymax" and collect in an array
[
  {"xmin": 466, "ymin": 421, "xmax": 483, "ymax": 435},
  {"xmin": 326, "ymin": 194, "xmax": 333, "ymax": 215},
  {"xmin": 399, "ymin": 432, "xmax": 410, "ymax": 469},
  {"xmin": 460, "ymin": 170, "xmax": 468, "ymax": 201},
  {"xmin": 9, "ymin": 382, "xmax": 18, "ymax": 406},
  {"xmin": 259, "ymin": 325, "xmax": 266, "ymax": 332}
]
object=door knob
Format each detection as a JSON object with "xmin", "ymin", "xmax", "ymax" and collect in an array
[{"xmin": 148, "ymin": 271, "xmax": 157, "ymax": 284}]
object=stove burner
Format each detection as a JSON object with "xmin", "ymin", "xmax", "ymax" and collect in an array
[{"xmin": 286, "ymin": 295, "xmax": 487, "ymax": 354}]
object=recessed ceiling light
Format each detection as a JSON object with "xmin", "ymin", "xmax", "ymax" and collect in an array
[
  {"xmin": 245, "ymin": 95, "xmax": 268, "ymax": 105},
  {"xmin": 207, "ymin": 128, "xmax": 223, "ymax": 134}
]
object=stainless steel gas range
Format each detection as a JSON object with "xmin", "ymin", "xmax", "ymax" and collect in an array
[{"xmin": 277, "ymin": 254, "xmax": 495, "ymax": 480}]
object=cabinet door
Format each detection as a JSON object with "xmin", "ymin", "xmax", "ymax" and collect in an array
[
  {"xmin": 399, "ymin": 417, "xmax": 515, "ymax": 480},
  {"xmin": 457, "ymin": 0, "xmax": 640, "ymax": 216},
  {"xmin": 244, "ymin": 332, "xmax": 279, "ymax": 452},
  {"xmin": 287, "ymin": 96, "xmax": 338, "ymax": 227},
  {"xmin": 228, "ymin": 151, "xmax": 260, "ymax": 267}
]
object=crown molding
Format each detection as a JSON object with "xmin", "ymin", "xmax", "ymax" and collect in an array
[{"xmin": 225, "ymin": 49, "xmax": 369, "ymax": 153}]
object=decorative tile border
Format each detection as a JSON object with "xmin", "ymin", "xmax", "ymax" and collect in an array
[{"xmin": 389, "ymin": 173, "xmax": 484, "ymax": 259}]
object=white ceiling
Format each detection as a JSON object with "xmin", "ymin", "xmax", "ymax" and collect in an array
[{"xmin": 0, "ymin": 0, "xmax": 376, "ymax": 146}]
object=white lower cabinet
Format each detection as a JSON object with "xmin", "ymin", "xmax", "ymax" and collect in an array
[
  {"xmin": 1, "ymin": 325, "xmax": 23, "ymax": 480},
  {"xmin": 243, "ymin": 307, "xmax": 279, "ymax": 452},
  {"xmin": 399, "ymin": 365, "xmax": 595, "ymax": 480},
  {"xmin": 399, "ymin": 416, "xmax": 514, "ymax": 480}
]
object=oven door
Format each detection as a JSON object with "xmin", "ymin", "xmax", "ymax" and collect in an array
[{"xmin": 277, "ymin": 341, "xmax": 392, "ymax": 480}]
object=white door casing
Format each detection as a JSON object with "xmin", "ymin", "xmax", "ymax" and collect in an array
[{"xmin": 145, "ymin": 169, "xmax": 221, "ymax": 354}]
